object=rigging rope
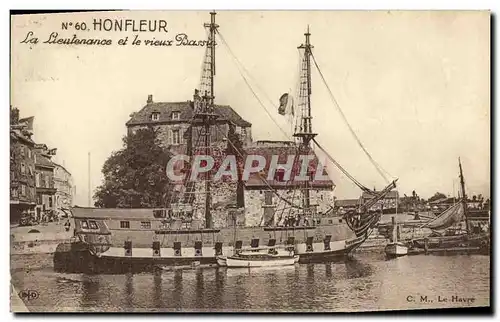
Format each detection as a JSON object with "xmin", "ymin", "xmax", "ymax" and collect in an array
[
  {"xmin": 310, "ymin": 52, "xmax": 392, "ymax": 184},
  {"xmin": 216, "ymin": 30, "xmax": 291, "ymax": 141},
  {"xmin": 216, "ymin": 29, "xmax": 392, "ymax": 194},
  {"xmin": 312, "ymin": 138, "xmax": 371, "ymax": 192},
  {"xmin": 213, "ymin": 125, "xmax": 305, "ymax": 210}
]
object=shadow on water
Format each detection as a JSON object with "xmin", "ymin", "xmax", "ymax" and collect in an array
[
  {"xmin": 80, "ymin": 274, "xmax": 101, "ymax": 310},
  {"xmin": 153, "ymin": 270, "xmax": 162, "ymax": 310},
  {"xmin": 123, "ymin": 273, "xmax": 134, "ymax": 309},
  {"xmin": 12, "ymin": 253, "xmax": 489, "ymax": 312},
  {"xmin": 344, "ymin": 258, "xmax": 374, "ymax": 279}
]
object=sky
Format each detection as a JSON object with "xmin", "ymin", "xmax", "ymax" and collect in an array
[{"xmin": 10, "ymin": 11, "xmax": 490, "ymax": 206}]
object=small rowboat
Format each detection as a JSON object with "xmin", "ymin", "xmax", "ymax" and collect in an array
[
  {"xmin": 384, "ymin": 242, "xmax": 408, "ymax": 258},
  {"xmin": 217, "ymin": 245, "xmax": 297, "ymax": 267},
  {"xmin": 224, "ymin": 253, "xmax": 299, "ymax": 268}
]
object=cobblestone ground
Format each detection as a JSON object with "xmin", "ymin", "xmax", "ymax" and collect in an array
[{"xmin": 10, "ymin": 219, "xmax": 75, "ymax": 241}]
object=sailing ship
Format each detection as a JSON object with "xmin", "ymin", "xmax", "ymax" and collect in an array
[
  {"xmin": 409, "ymin": 158, "xmax": 490, "ymax": 255},
  {"xmin": 55, "ymin": 12, "xmax": 397, "ymax": 274}
]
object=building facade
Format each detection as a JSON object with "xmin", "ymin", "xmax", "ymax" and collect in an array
[
  {"xmin": 10, "ymin": 107, "xmax": 37, "ymax": 225},
  {"xmin": 126, "ymin": 93, "xmax": 253, "ymax": 153},
  {"xmin": 243, "ymin": 141, "xmax": 335, "ymax": 227},
  {"xmin": 53, "ymin": 162, "xmax": 73, "ymax": 218},
  {"xmin": 360, "ymin": 190, "xmax": 399, "ymax": 213},
  {"xmin": 34, "ymin": 145, "xmax": 57, "ymax": 221}
]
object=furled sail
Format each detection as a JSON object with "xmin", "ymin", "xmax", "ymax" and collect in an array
[{"xmin": 425, "ymin": 202, "xmax": 465, "ymax": 230}]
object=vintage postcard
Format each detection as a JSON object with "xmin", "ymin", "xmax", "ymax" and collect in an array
[{"xmin": 10, "ymin": 10, "xmax": 490, "ymax": 312}]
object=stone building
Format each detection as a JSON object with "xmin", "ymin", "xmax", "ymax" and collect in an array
[
  {"xmin": 34, "ymin": 144, "xmax": 57, "ymax": 221},
  {"xmin": 360, "ymin": 190, "xmax": 399, "ymax": 213},
  {"xmin": 126, "ymin": 94, "xmax": 253, "ymax": 153},
  {"xmin": 10, "ymin": 107, "xmax": 36, "ymax": 225},
  {"xmin": 243, "ymin": 140, "xmax": 335, "ymax": 227},
  {"xmin": 53, "ymin": 162, "xmax": 73, "ymax": 218}
]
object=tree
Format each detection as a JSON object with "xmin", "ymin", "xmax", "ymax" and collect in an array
[
  {"xmin": 94, "ymin": 127, "xmax": 172, "ymax": 208},
  {"xmin": 428, "ymin": 192, "xmax": 447, "ymax": 203}
]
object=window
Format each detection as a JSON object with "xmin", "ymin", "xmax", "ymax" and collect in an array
[
  {"xmin": 89, "ymin": 220, "xmax": 99, "ymax": 230},
  {"xmin": 21, "ymin": 163, "xmax": 25, "ymax": 174},
  {"xmin": 45, "ymin": 176, "xmax": 50, "ymax": 188},
  {"xmin": 151, "ymin": 112, "xmax": 160, "ymax": 121},
  {"xmin": 35, "ymin": 173, "xmax": 40, "ymax": 187},
  {"xmin": 27, "ymin": 149, "xmax": 31, "ymax": 159},
  {"xmin": 120, "ymin": 221, "xmax": 130, "ymax": 229},
  {"xmin": 48, "ymin": 197, "xmax": 52, "ymax": 208},
  {"xmin": 33, "ymin": 154, "xmax": 37, "ymax": 163},
  {"xmin": 36, "ymin": 194, "xmax": 42, "ymax": 205},
  {"xmin": 21, "ymin": 185, "xmax": 26, "ymax": 195},
  {"xmin": 81, "ymin": 220, "xmax": 89, "ymax": 229},
  {"xmin": 171, "ymin": 111, "xmax": 180, "ymax": 120},
  {"xmin": 172, "ymin": 130, "xmax": 180, "ymax": 145},
  {"xmin": 141, "ymin": 221, "xmax": 151, "ymax": 229},
  {"xmin": 153, "ymin": 209, "xmax": 166, "ymax": 218}
]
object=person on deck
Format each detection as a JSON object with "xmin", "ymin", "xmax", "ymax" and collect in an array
[{"xmin": 64, "ymin": 219, "xmax": 71, "ymax": 232}]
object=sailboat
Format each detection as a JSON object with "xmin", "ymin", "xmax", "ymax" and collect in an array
[
  {"xmin": 409, "ymin": 158, "xmax": 490, "ymax": 255},
  {"xmin": 384, "ymin": 193, "xmax": 408, "ymax": 258},
  {"xmin": 60, "ymin": 12, "xmax": 398, "ymax": 274}
]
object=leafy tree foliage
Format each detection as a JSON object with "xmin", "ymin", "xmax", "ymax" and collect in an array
[
  {"xmin": 428, "ymin": 192, "xmax": 448, "ymax": 203},
  {"xmin": 94, "ymin": 127, "xmax": 171, "ymax": 208}
]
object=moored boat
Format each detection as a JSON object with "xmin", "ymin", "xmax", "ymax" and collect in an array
[
  {"xmin": 384, "ymin": 202, "xmax": 408, "ymax": 258},
  {"xmin": 384, "ymin": 242, "xmax": 408, "ymax": 258},
  {"xmin": 409, "ymin": 158, "xmax": 490, "ymax": 255},
  {"xmin": 225, "ymin": 253, "xmax": 298, "ymax": 268}
]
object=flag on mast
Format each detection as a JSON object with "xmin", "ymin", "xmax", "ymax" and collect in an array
[{"xmin": 278, "ymin": 93, "xmax": 294, "ymax": 116}]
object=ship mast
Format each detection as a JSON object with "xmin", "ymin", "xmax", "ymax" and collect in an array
[
  {"xmin": 294, "ymin": 26, "xmax": 317, "ymax": 220},
  {"xmin": 458, "ymin": 157, "xmax": 469, "ymax": 235},
  {"xmin": 194, "ymin": 11, "xmax": 219, "ymax": 229}
]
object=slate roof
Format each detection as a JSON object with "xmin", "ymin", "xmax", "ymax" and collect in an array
[
  {"xmin": 35, "ymin": 154, "xmax": 55, "ymax": 168},
  {"xmin": 126, "ymin": 101, "xmax": 251, "ymax": 127},
  {"xmin": 361, "ymin": 190, "xmax": 399, "ymax": 199}
]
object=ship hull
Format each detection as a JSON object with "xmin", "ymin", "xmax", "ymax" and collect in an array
[
  {"xmin": 410, "ymin": 232, "xmax": 490, "ymax": 256},
  {"xmin": 54, "ymin": 235, "xmax": 368, "ymax": 274}
]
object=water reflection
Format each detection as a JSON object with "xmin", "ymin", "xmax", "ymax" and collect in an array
[
  {"xmin": 345, "ymin": 258, "xmax": 373, "ymax": 279},
  {"xmin": 123, "ymin": 273, "xmax": 134, "ymax": 309},
  {"xmin": 80, "ymin": 274, "xmax": 101, "ymax": 309},
  {"xmin": 11, "ymin": 254, "xmax": 490, "ymax": 312},
  {"xmin": 153, "ymin": 271, "xmax": 162, "ymax": 309},
  {"xmin": 172, "ymin": 270, "xmax": 183, "ymax": 308},
  {"xmin": 325, "ymin": 263, "xmax": 332, "ymax": 279}
]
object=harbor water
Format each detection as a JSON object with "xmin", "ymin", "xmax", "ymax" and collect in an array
[{"xmin": 11, "ymin": 253, "xmax": 490, "ymax": 312}]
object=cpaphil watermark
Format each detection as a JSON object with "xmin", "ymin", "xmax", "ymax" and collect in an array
[{"xmin": 166, "ymin": 154, "xmax": 330, "ymax": 183}]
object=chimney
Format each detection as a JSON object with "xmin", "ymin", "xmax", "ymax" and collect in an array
[{"xmin": 147, "ymin": 94, "xmax": 153, "ymax": 104}]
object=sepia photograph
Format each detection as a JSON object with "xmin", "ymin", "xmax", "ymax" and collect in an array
[{"xmin": 9, "ymin": 10, "xmax": 490, "ymax": 313}]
